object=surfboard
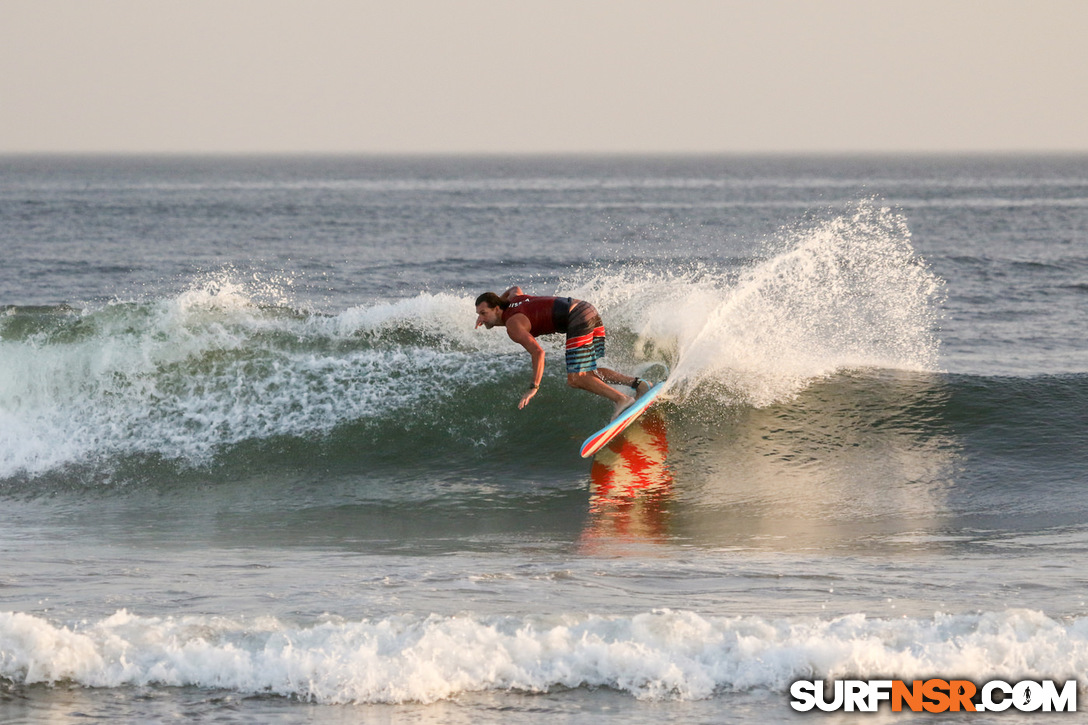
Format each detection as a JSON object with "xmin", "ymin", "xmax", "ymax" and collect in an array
[{"xmin": 579, "ymin": 380, "xmax": 667, "ymax": 458}]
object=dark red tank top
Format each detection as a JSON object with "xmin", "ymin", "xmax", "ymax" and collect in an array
[{"xmin": 501, "ymin": 295, "xmax": 571, "ymax": 336}]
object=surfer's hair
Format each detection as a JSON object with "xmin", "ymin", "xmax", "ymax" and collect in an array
[{"xmin": 475, "ymin": 292, "xmax": 507, "ymax": 309}]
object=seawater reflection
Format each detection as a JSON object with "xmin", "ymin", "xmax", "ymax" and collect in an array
[
  {"xmin": 581, "ymin": 371, "xmax": 961, "ymax": 553},
  {"xmin": 580, "ymin": 412, "xmax": 674, "ymax": 554}
]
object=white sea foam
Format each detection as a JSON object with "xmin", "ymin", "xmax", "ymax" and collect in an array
[
  {"xmin": 330, "ymin": 291, "xmax": 517, "ymax": 355},
  {"xmin": 1, "ymin": 609, "xmax": 1084, "ymax": 704},
  {"xmin": 0, "ymin": 274, "xmax": 498, "ymax": 478}
]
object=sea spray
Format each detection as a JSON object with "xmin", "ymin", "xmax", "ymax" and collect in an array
[{"xmin": 568, "ymin": 203, "xmax": 944, "ymax": 407}]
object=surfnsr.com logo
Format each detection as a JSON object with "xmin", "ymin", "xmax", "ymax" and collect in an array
[{"xmin": 790, "ymin": 679, "xmax": 1078, "ymax": 713}]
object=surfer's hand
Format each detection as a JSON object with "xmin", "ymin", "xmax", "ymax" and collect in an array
[{"xmin": 518, "ymin": 387, "xmax": 537, "ymax": 409}]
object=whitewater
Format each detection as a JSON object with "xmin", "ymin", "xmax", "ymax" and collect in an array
[{"xmin": 2, "ymin": 155, "xmax": 1087, "ymax": 723}]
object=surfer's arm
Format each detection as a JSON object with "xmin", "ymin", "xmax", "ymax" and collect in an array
[
  {"xmin": 499, "ymin": 286, "xmax": 523, "ymax": 302},
  {"xmin": 505, "ymin": 315, "xmax": 544, "ymax": 409}
]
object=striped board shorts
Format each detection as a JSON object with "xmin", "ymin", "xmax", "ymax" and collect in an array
[{"xmin": 564, "ymin": 302, "xmax": 606, "ymax": 373}]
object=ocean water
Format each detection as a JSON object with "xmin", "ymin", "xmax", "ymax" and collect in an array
[{"xmin": 1, "ymin": 154, "xmax": 1087, "ymax": 723}]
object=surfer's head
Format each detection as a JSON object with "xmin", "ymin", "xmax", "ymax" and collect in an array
[{"xmin": 475, "ymin": 292, "xmax": 505, "ymax": 329}]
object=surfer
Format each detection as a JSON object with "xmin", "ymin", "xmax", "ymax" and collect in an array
[{"xmin": 475, "ymin": 287, "xmax": 649, "ymax": 417}]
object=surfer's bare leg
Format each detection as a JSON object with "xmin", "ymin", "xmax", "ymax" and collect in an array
[
  {"xmin": 595, "ymin": 367, "xmax": 633, "ymax": 386},
  {"xmin": 567, "ymin": 371, "xmax": 635, "ymax": 418},
  {"xmin": 597, "ymin": 367, "xmax": 651, "ymax": 398}
]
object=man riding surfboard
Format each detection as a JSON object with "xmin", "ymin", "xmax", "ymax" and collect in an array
[{"xmin": 475, "ymin": 287, "xmax": 649, "ymax": 417}]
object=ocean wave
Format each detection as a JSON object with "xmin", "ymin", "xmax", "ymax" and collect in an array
[
  {"xmin": 0, "ymin": 274, "xmax": 1080, "ymax": 489},
  {"xmin": 2, "ymin": 608, "xmax": 1084, "ymax": 704},
  {"xmin": 0, "ymin": 206, "xmax": 1013, "ymax": 484}
]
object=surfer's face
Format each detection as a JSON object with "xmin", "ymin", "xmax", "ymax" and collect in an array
[{"xmin": 475, "ymin": 303, "xmax": 502, "ymax": 329}]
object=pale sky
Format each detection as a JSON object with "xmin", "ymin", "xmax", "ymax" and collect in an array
[{"xmin": 2, "ymin": 0, "xmax": 1086, "ymax": 154}]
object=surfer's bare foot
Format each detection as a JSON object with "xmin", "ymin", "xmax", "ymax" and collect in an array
[
  {"xmin": 633, "ymin": 379, "xmax": 651, "ymax": 398},
  {"xmin": 611, "ymin": 394, "xmax": 636, "ymax": 420}
]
